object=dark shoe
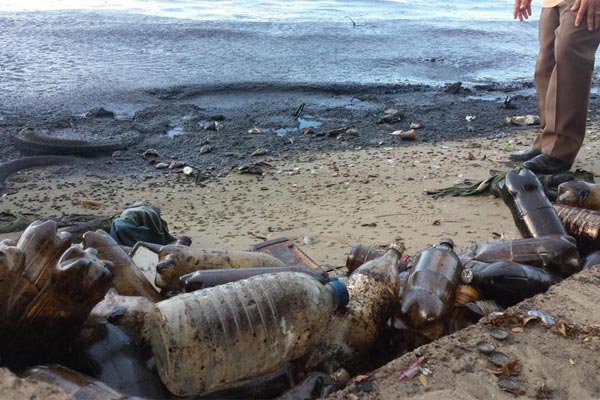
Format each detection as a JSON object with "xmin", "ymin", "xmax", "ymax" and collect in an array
[
  {"xmin": 509, "ymin": 148, "xmax": 541, "ymax": 161},
  {"xmin": 522, "ymin": 154, "xmax": 572, "ymax": 174}
]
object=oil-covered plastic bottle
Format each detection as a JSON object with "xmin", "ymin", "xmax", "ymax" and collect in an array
[
  {"xmin": 459, "ymin": 235, "xmax": 580, "ymax": 278},
  {"xmin": 148, "ymin": 271, "xmax": 348, "ymax": 397},
  {"xmin": 499, "ymin": 168, "xmax": 567, "ymax": 238},
  {"xmin": 554, "ymin": 204, "xmax": 600, "ymax": 255},
  {"xmin": 461, "ymin": 261, "xmax": 562, "ymax": 307},
  {"xmin": 401, "ymin": 239, "xmax": 462, "ymax": 328}
]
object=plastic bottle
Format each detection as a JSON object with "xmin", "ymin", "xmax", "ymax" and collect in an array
[
  {"xmin": 459, "ymin": 235, "xmax": 580, "ymax": 278},
  {"xmin": 21, "ymin": 365, "xmax": 131, "ymax": 400},
  {"xmin": 554, "ymin": 204, "xmax": 600, "ymax": 255},
  {"xmin": 582, "ymin": 250, "xmax": 600, "ymax": 270},
  {"xmin": 72, "ymin": 322, "xmax": 167, "ymax": 398},
  {"xmin": 557, "ymin": 180, "xmax": 600, "ymax": 210},
  {"xmin": 336, "ymin": 244, "xmax": 402, "ymax": 357},
  {"xmin": 461, "ymin": 261, "xmax": 562, "ymax": 307},
  {"xmin": 345, "ymin": 243, "xmax": 410, "ymax": 274},
  {"xmin": 130, "ymin": 242, "xmax": 287, "ymax": 291},
  {"xmin": 446, "ymin": 285, "xmax": 481, "ymax": 334},
  {"xmin": 401, "ymin": 239, "xmax": 462, "ymax": 328},
  {"xmin": 82, "ymin": 230, "xmax": 161, "ymax": 301},
  {"xmin": 499, "ymin": 169, "xmax": 567, "ymax": 238},
  {"xmin": 148, "ymin": 271, "xmax": 348, "ymax": 397}
]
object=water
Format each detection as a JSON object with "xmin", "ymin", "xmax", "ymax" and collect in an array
[{"xmin": 0, "ymin": 0, "xmax": 556, "ymax": 111}]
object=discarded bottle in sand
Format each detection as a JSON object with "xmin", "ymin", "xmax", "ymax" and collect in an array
[
  {"xmin": 461, "ymin": 261, "xmax": 562, "ymax": 307},
  {"xmin": 460, "ymin": 235, "xmax": 580, "ymax": 278},
  {"xmin": 22, "ymin": 365, "xmax": 131, "ymax": 400},
  {"xmin": 73, "ymin": 322, "xmax": 167, "ymax": 398},
  {"xmin": 401, "ymin": 239, "xmax": 462, "ymax": 328},
  {"xmin": 346, "ymin": 243, "xmax": 410, "ymax": 274},
  {"xmin": 83, "ymin": 230, "xmax": 161, "ymax": 301},
  {"xmin": 250, "ymin": 236, "xmax": 325, "ymax": 274},
  {"xmin": 130, "ymin": 242, "xmax": 286, "ymax": 291},
  {"xmin": 554, "ymin": 204, "xmax": 600, "ymax": 255},
  {"xmin": 149, "ymin": 271, "xmax": 348, "ymax": 397},
  {"xmin": 557, "ymin": 180, "xmax": 600, "ymax": 211},
  {"xmin": 499, "ymin": 169, "xmax": 567, "ymax": 238},
  {"xmin": 447, "ymin": 285, "xmax": 481, "ymax": 334},
  {"xmin": 582, "ymin": 250, "xmax": 600, "ymax": 270},
  {"xmin": 180, "ymin": 266, "xmax": 327, "ymax": 292}
]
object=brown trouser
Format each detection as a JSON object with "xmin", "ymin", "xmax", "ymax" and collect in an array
[{"xmin": 534, "ymin": 0, "xmax": 600, "ymax": 164}]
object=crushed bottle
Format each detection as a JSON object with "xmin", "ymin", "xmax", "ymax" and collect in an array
[
  {"xmin": 401, "ymin": 239, "xmax": 462, "ymax": 328},
  {"xmin": 345, "ymin": 243, "xmax": 410, "ymax": 274},
  {"xmin": 461, "ymin": 261, "xmax": 562, "ymax": 307},
  {"xmin": 557, "ymin": 180, "xmax": 600, "ymax": 211},
  {"xmin": 148, "ymin": 271, "xmax": 348, "ymax": 397},
  {"xmin": 554, "ymin": 204, "xmax": 600, "ymax": 255},
  {"xmin": 499, "ymin": 169, "xmax": 567, "ymax": 238},
  {"xmin": 459, "ymin": 235, "xmax": 580, "ymax": 278}
]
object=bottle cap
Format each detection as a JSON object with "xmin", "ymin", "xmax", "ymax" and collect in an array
[
  {"xmin": 327, "ymin": 279, "xmax": 350, "ymax": 309},
  {"xmin": 461, "ymin": 269, "xmax": 474, "ymax": 284}
]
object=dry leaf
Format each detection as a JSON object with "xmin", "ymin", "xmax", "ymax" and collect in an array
[
  {"xmin": 418, "ymin": 374, "xmax": 428, "ymax": 387},
  {"xmin": 569, "ymin": 359, "xmax": 575, "ymax": 365},
  {"xmin": 512, "ymin": 327, "xmax": 524, "ymax": 333},
  {"xmin": 348, "ymin": 394, "xmax": 359, "ymax": 400},
  {"xmin": 522, "ymin": 316, "xmax": 539, "ymax": 327},
  {"xmin": 81, "ymin": 200, "xmax": 101, "ymax": 208},
  {"xmin": 558, "ymin": 321, "xmax": 567, "ymax": 337}
]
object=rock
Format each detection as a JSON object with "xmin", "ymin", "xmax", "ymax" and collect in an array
[
  {"xmin": 169, "ymin": 161, "xmax": 186, "ymax": 169},
  {"xmin": 248, "ymin": 127, "xmax": 263, "ymax": 134},
  {"xmin": 377, "ymin": 111, "xmax": 403, "ymax": 124},
  {"xmin": 199, "ymin": 145, "xmax": 212, "ymax": 155},
  {"xmin": 505, "ymin": 115, "xmax": 540, "ymax": 126},
  {"xmin": 326, "ymin": 127, "xmax": 348, "ymax": 137},
  {"xmin": 444, "ymin": 81, "xmax": 462, "ymax": 94},
  {"xmin": 409, "ymin": 122, "xmax": 423, "ymax": 129},
  {"xmin": 345, "ymin": 128, "xmax": 359, "ymax": 136},
  {"xmin": 303, "ymin": 235, "xmax": 320, "ymax": 245},
  {"xmin": 85, "ymin": 107, "xmax": 114, "ymax": 118},
  {"xmin": 465, "ymin": 115, "xmax": 476, "ymax": 122},
  {"xmin": 204, "ymin": 121, "xmax": 223, "ymax": 131},
  {"xmin": 143, "ymin": 149, "xmax": 160, "ymax": 159},
  {"xmin": 182, "ymin": 166, "xmax": 195, "ymax": 176},
  {"xmin": 251, "ymin": 148, "xmax": 268, "ymax": 157},
  {"xmin": 155, "ymin": 163, "xmax": 169, "ymax": 169},
  {"xmin": 302, "ymin": 127, "xmax": 315, "ymax": 135},
  {"xmin": 389, "ymin": 129, "xmax": 416, "ymax": 140}
]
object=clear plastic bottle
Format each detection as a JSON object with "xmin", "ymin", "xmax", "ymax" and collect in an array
[
  {"xmin": 149, "ymin": 271, "xmax": 348, "ymax": 397},
  {"xmin": 401, "ymin": 239, "xmax": 462, "ymax": 328}
]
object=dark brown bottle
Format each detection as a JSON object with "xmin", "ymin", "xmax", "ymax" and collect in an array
[
  {"xmin": 21, "ymin": 365, "xmax": 131, "ymax": 400},
  {"xmin": 461, "ymin": 261, "xmax": 562, "ymax": 307},
  {"xmin": 446, "ymin": 285, "xmax": 481, "ymax": 334},
  {"xmin": 72, "ymin": 323, "xmax": 167, "ymax": 398},
  {"xmin": 460, "ymin": 235, "xmax": 580, "ymax": 278},
  {"xmin": 499, "ymin": 169, "xmax": 567, "ymax": 238},
  {"xmin": 346, "ymin": 243, "xmax": 410, "ymax": 274},
  {"xmin": 582, "ymin": 250, "xmax": 600, "ymax": 270},
  {"xmin": 554, "ymin": 204, "xmax": 600, "ymax": 255},
  {"xmin": 401, "ymin": 239, "xmax": 462, "ymax": 328}
]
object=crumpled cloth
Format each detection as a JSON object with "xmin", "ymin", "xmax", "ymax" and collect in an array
[
  {"xmin": 426, "ymin": 168, "xmax": 594, "ymax": 201},
  {"xmin": 109, "ymin": 202, "xmax": 176, "ymax": 247}
]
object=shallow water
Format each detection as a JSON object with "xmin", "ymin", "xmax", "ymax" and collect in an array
[{"xmin": 0, "ymin": 0, "xmax": 582, "ymax": 113}]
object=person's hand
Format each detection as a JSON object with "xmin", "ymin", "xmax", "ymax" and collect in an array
[
  {"xmin": 514, "ymin": 0, "xmax": 533, "ymax": 21},
  {"xmin": 572, "ymin": 0, "xmax": 600, "ymax": 31}
]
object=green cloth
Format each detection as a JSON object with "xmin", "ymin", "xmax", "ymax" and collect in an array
[
  {"xmin": 109, "ymin": 203, "xmax": 176, "ymax": 247},
  {"xmin": 426, "ymin": 169, "xmax": 594, "ymax": 201}
]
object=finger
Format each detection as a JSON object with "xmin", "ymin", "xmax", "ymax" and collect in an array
[
  {"xmin": 520, "ymin": 0, "xmax": 529, "ymax": 10},
  {"xmin": 595, "ymin": 12, "xmax": 600, "ymax": 29},
  {"xmin": 576, "ymin": 5, "xmax": 586, "ymax": 26},
  {"xmin": 527, "ymin": 2, "xmax": 532, "ymax": 16},
  {"xmin": 588, "ymin": 3, "xmax": 595, "ymax": 30},
  {"xmin": 513, "ymin": 0, "xmax": 519, "ymax": 18},
  {"xmin": 572, "ymin": 0, "xmax": 582, "ymax": 11}
]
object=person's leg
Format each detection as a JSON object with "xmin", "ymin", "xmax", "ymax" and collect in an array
[
  {"xmin": 511, "ymin": 6, "xmax": 560, "ymax": 162},
  {"xmin": 536, "ymin": 0, "xmax": 600, "ymax": 164}
]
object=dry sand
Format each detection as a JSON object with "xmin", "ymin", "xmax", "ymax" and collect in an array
[{"xmin": 2, "ymin": 124, "xmax": 600, "ymax": 398}]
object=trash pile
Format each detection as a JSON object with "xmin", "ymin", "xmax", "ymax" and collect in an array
[{"xmin": 3, "ymin": 167, "xmax": 600, "ymax": 399}]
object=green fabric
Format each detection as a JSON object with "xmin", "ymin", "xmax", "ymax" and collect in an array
[
  {"xmin": 427, "ymin": 169, "xmax": 594, "ymax": 201},
  {"xmin": 109, "ymin": 203, "xmax": 176, "ymax": 247}
]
